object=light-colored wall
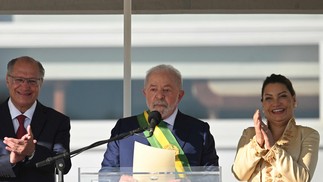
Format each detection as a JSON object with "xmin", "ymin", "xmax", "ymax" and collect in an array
[{"xmin": 65, "ymin": 120, "xmax": 323, "ymax": 182}]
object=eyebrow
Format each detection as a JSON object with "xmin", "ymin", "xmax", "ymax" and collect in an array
[
  {"xmin": 264, "ymin": 90, "xmax": 288, "ymax": 96},
  {"xmin": 278, "ymin": 91, "xmax": 288, "ymax": 95}
]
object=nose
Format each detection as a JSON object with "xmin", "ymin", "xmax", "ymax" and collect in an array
[
  {"xmin": 272, "ymin": 97, "xmax": 282, "ymax": 106},
  {"xmin": 155, "ymin": 90, "xmax": 165, "ymax": 99}
]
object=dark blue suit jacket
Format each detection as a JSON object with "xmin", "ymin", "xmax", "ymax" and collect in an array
[
  {"xmin": 101, "ymin": 111, "xmax": 219, "ymax": 168},
  {"xmin": 0, "ymin": 99, "xmax": 71, "ymax": 182}
]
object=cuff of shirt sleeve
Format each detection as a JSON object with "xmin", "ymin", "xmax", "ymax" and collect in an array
[
  {"xmin": 251, "ymin": 136, "xmax": 268, "ymax": 157},
  {"xmin": 263, "ymin": 144, "xmax": 280, "ymax": 164},
  {"xmin": 27, "ymin": 150, "xmax": 36, "ymax": 161}
]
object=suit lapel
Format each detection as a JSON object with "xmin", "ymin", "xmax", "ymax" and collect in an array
[
  {"xmin": 172, "ymin": 111, "xmax": 189, "ymax": 149},
  {"xmin": 30, "ymin": 102, "xmax": 47, "ymax": 139},
  {"xmin": 0, "ymin": 100, "xmax": 16, "ymax": 138},
  {"xmin": 0, "ymin": 100, "xmax": 48, "ymax": 139}
]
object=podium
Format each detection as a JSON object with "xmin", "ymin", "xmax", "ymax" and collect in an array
[{"xmin": 78, "ymin": 166, "xmax": 221, "ymax": 182}]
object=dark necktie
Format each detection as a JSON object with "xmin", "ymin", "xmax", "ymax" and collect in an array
[
  {"xmin": 16, "ymin": 114, "xmax": 27, "ymax": 139},
  {"xmin": 163, "ymin": 121, "xmax": 173, "ymax": 130}
]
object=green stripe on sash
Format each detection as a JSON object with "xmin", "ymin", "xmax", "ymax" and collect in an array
[{"xmin": 137, "ymin": 111, "xmax": 191, "ymax": 171}]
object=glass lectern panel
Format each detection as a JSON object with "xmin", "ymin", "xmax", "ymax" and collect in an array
[{"xmin": 78, "ymin": 166, "xmax": 221, "ymax": 182}]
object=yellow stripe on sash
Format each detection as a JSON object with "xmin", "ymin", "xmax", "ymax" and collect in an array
[{"xmin": 144, "ymin": 111, "xmax": 186, "ymax": 176}]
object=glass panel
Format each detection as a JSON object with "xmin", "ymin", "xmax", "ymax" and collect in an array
[{"xmin": 0, "ymin": 14, "xmax": 320, "ymax": 120}]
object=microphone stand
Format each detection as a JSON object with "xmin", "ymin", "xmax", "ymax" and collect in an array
[{"xmin": 36, "ymin": 127, "xmax": 147, "ymax": 182}]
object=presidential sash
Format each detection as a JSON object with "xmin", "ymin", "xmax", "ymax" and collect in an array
[{"xmin": 137, "ymin": 110, "xmax": 191, "ymax": 174}]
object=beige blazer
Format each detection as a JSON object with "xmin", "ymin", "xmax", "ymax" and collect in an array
[{"xmin": 232, "ymin": 118, "xmax": 320, "ymax": 182}]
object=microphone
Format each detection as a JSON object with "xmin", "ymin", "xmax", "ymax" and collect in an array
[
  {"xmin": 36, "ymin": 152, "xmax": 69, "ymax": 168},
  {"xmin": 148, "ymin": 111, "xmax": 162, "ymax": 137}
]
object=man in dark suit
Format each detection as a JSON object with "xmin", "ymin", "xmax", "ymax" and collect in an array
[
  {"xmin": 101, "ymin": 64, "xmax": 219, "ymax": 170},
  {"xmin": 0, "ymin": 56, "xmax": 71, "ymax": 182}
]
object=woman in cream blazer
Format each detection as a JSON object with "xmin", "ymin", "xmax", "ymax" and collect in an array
[{"xmin": 232, "ymin": 74, "xmax": 320, "ymax": 182}]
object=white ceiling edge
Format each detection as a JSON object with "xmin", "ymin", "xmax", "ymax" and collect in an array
[
  {"xmin": 1, "ymin": 15, "xmax": 323, "ymax": 47},
  {"xmin": 42, "ymin": 62, "xmax": 318, "ymax": 80}
]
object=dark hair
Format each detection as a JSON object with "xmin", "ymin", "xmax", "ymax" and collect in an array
[
  {"xmin": 261, "ymin": 74, "xmax": 295, "ymax": 101},
  {"xmin": 7, "ymin": 56, "xmax": 45, "ymax": 78}
]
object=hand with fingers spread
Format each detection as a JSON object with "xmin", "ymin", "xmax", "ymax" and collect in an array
[
  {"xmin": 4, "ymin": 126, "xmax": 37, "ymax": 164},
  {"xmin": 3, "ymin": 137, "xmax": 27, "ymax": 164}
]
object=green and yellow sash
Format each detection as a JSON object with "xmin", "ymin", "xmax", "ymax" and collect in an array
[{"xmin": 137, "ymin": 110, "xmax": 191, "ymax": 174}]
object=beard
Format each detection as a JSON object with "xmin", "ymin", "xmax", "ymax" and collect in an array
[{"xmin": 151, "ymin": 100, "xmax": 176, "ymax": 119}]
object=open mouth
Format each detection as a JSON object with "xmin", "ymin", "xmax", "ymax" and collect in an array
[{"xmin": 272, "ymin": 108, "xmax": 284, "ymax": 113}]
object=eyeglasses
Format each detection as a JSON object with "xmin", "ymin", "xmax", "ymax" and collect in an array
[{"xmin": 8, "ymin": 74, "xmax": 42, "ymax": 87}]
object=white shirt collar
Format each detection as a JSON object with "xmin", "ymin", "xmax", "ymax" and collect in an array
[
  {"xmin": 163, "ymin": 108, "xmax": 178, "ymax": 127},
  {"xmin": 8, "ymin": 98, "xmax": 37, "ymax": 120}
]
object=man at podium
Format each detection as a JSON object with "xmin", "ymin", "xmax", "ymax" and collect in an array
[{"xmin": 100, "ymin": 64, "xmax": 219, "ymax": 172}]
